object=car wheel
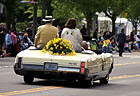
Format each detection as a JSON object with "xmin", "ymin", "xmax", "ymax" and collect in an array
[
  {"xmin": 99, "ymin": 74, "xmax": 109, "ymax": 84},
  {"xmin": 24, "ymin": 76, "xmax": 34, "ymax": 84}
]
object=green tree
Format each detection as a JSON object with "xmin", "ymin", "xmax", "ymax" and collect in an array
[
  {"xmin": 103, "ymin": 0, "xmax": 131, "ymax": 35},
  {"xmin": 0, "ymin": 0, "xmax": 20, "ymax": 30},
  {"xmin": 54, "ymin": 0, "xmax": 107, "ymax": 36},
  {"xmin": 126, "ymin": 0, "xmax": 140, "ymax": 33},
  {"xmin": 52, "ymin": 0, "xmax": 84, "ymax": 28}
]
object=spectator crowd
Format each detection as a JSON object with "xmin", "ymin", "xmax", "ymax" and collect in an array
[
  {"xmin": 0, "ymin": 23, "xmax": 33, "ymax": 57},
  {"xmin": 92, "ymin": 28, "xmax": 140, "ymax": 57},
  {"xmin": 0, "ymin": 20, "xmax": 140, "ymax": 58}
]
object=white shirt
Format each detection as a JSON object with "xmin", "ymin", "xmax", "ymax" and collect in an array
[{"xmin": 61, "ymin": 28, "xmax": 82, "ymax": 52}]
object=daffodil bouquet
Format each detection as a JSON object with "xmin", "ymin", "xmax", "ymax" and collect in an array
[{"xmin": 41, "ymin": 38, "xmax": 76, "ymax": 56}]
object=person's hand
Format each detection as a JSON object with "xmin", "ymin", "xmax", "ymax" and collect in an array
[{"xmin": 81, "ymin": 47, "xmax": 85, "ymax": 51}]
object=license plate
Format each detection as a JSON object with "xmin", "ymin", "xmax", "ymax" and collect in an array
[{"xmin": 44, "ymin": 62, "xmax": 58, "ymax": 71}]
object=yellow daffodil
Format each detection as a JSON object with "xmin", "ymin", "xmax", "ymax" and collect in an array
[
  {"xmin": 54, "ymin": 44, "xmax": 56, "ymax": 46},
  {"xmin": 66, "ymin": 47, "xmax": 68, "ymax": 49},
  {"xmin": 57, "ymin": 53, "xmax": 59, "ymax": 55},
  {"xmin": 59, "ymin": 38, "xmax": 62, "ymax": 41},
  {"xmin": 68, "ymin": 41, "xmax": 71, "ymax": 45},
  {"xmin": 53, "ymin": 41, "xmax": 56, "ymax": 44},
  {"xmin": 56, "ymin": 39, "xmax": 59, "ymax": 43},
  {"xmin": 50, "ymin": 52, "xmax": 53, "ymax": 55},
  {"xmin": 60, "ymin": 42, "xmax": 63, "ymax": 45},
  {"xmin": 62, "ymin": 51, "xmax": 65, "ymax": 55},
  {"xmin": 47, "ymin": 42, "xmax": 50, "ymax": 46},
  {"xmin": 63, "ymin": 38, "xmax": 67, "ymax": 44},
  {"xmin": 55, "ymin": 47, "xmax": 57, "ymax": 49},
  {"xmin": 54, "ymin": 53, "xmax": 56, "ymax": 55},
  {"xmin": 71, "ymin": 53, "xmax": 73, "ymax": 56},
  {"xmin": 41, "ymin": 49, "xmax": 46, "ymax": 53},
  {"xmin": 60, "ymin": 53, "xmax": 63, "ymax": 56},
  {"xmin": 50, "ymin": 47, "xmax": 53, "ymax": 50},
  {"xmin": 60, "ymin": 46, "xmax": 63, "ymax": 49},
  {"xmin": 72, "ymin": 50, "xmax": 75, "ymax": 52},
  {"xmin": 67, "ymin": 54, "xmax": 69, "ymax": 56}
]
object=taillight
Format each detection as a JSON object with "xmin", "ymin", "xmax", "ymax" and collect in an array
[
  {"xmin": 17, "ymin": 57, "xmax": 22, "ymax": 68},
  {"xmin": 80, "ymin": 62, "xmax": 85, "ymax": 74}
]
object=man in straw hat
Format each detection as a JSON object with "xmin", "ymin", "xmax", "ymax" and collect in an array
[{"xmin": 34, "ymin": 16, "xmax": 59, "ymax": 49}]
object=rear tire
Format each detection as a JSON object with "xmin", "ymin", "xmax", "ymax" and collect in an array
[
  {"xmin": 24, "ymin": 76, "xmax": 34, "ymax": 84},
  {"xmin": 99, "ymin": 74, "xmax": 109, "ymax": 84}
]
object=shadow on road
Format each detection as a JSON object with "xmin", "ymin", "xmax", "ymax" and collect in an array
[{"xmin": 20, "ymin": 79, "xmax": 127, "ymax": 89}]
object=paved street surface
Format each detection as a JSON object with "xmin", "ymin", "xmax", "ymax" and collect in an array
[{"xmin": 0, "ymin": 52, "xmax": 140, "ymax": 96}]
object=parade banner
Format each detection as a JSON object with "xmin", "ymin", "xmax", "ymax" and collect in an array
[{"xmin": 20, "ymin": 0, "xmax": 34, "ymax": 3}]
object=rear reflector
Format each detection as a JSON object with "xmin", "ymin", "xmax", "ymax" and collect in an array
[{"xmin": 81, "ymin": 62, "xmax": 85, "ymax": 74}]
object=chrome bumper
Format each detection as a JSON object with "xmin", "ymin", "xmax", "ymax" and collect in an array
[{"xmin": 16, "ymin": 64, "xmax": 80, "ymax": 73}]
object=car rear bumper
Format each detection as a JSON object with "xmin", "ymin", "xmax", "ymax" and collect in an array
[{"xmin": 14, "ymin": 63, "xmax": 87, "ymax": 80}]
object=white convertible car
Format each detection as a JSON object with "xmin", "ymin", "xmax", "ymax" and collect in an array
[{"xmin": 14, "ymin": 38, "xmax": 114, "ymax": 85}]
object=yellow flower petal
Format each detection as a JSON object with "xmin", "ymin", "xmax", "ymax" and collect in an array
[
  {"xmin": 50, "ymin": 52, "xmax": 53, "ymax": 55},
  {"xmin": 50, "ymin": 47, "xmax": 53, "ymax": 50},
  {"xmin": 60, "ymin": 42, "xmax": 63, "ymax": 45},
  {"xmin": 60, "ymin": 46, "xmax": 63, "ymax": 49}
]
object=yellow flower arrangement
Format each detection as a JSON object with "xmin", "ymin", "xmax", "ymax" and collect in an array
[{"xmin": 41, "ymin": 38, "xmax": 76, "ymax": 56}]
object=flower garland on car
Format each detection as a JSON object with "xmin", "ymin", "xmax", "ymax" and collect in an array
[{"xmin": 41, "ymin": 38, "xmax": 76, "ymax": 56}]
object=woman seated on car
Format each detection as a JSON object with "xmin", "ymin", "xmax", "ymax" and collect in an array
[{"xmin": 61, "ymin": 18, "xmax": 83, "ymax": 52}]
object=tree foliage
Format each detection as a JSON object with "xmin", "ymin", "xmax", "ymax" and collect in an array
[
  {"xmin": 0, "ymin": 0, "xmax": 20, "ymax": 29},
  {"xmin": 126, "ymin": 0, "xmax": 140, "ymax": 33},
  {"xmin": 1, "ymin": 0, "xmax": 140, "ymax": 36},
  {"xmin": 103, "ymin": 0, "xmax": 131, "ymax": 35},
  {"xmin": 54, "ymin": 0, "xmax": 107, "ymax": 35}
]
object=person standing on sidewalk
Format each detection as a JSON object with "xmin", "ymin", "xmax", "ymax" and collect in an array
[
  {"xmin": 11, "ymin": 30, "xmax": 17, "ymax": 57},
  {"xmin": 5, "ymin": 30, "xmax": 12, "ymax": 54},
  {"xmin": 0, "ymin": 23, "xmax": 6, "ymax": 57},
  {"xmin": 117, "ymin": 28, "xmax": 126, "ymax": 57}
]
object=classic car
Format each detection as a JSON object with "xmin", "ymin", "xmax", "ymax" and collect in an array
[{"xmin": 14, "ymin": 38, "xmax": 114, "ymax": 85}]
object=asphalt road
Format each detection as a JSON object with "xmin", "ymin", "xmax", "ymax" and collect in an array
[{"xmin": 0, "ymin": 52, "xmax": 140, "ymax": 96}]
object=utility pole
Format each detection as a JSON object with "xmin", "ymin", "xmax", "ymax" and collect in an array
[
  {"xmin": 32, "ymin": 1, "xmax": 38, "ymax": 41},
  {"xmin": 41, "ymin": 0, "xmax": 46, "ymax": 25}
]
